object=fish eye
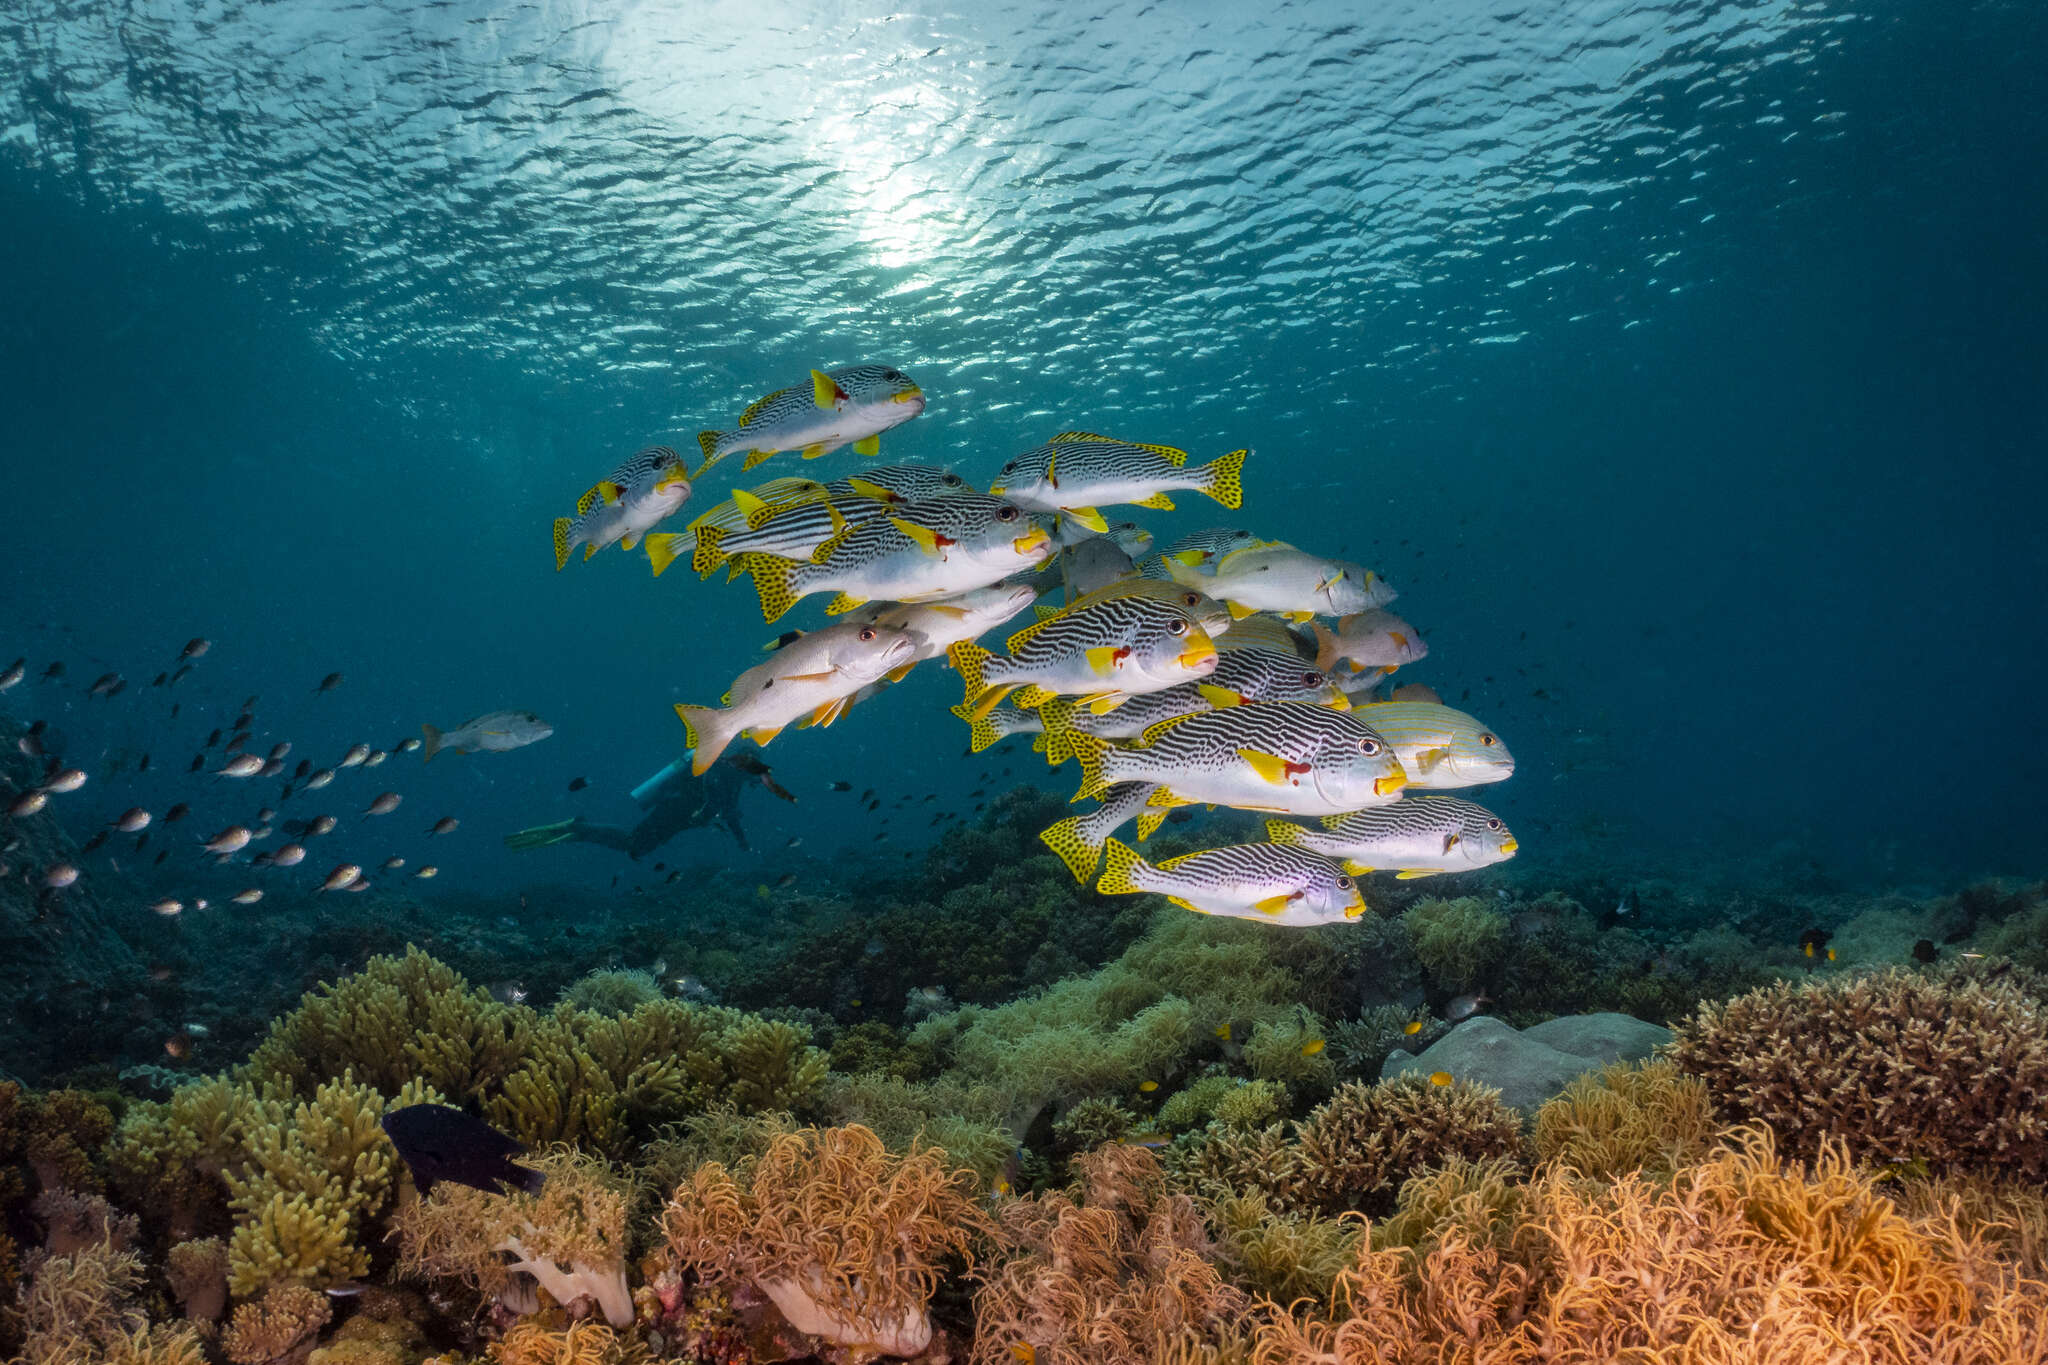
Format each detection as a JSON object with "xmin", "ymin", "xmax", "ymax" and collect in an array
[
  {"xmin": 1486, "ymin": 818, "xmax": 1503, "ymax": 830},
  {"xmin": 1302, "ymin": 672, "xmax": 1322, "ymax": 688},
  {"xmin": 883, "ymin": 368, "xmax": 905, "ymax": 381},
  {"xmin": 943, "ymin": 472, "xmax": 962, "ymax": 486},
  {"xmin": 1168, "ymin": 619, "xmax": 1188, "ymax": 636},
  {"xmin": 858, "ymin": 627, "xmax": 877, "ymax": 642},
  {"xmin": 1481, "ymin": 733, "xmax": 1497, "ymax": 746},
  {"xmin": 1336, "ymin": 875, "xmax": 1354, "ymax": 891},
  {"xmin": 999, "ymin": 460, "xmax": 1017, "ymax": 474},
  {"xmin": 1360, "ymin": 738, "xmax": 1382, "ymax": 756},
  {"xmin": 996, "ymin": 505, "xmax": 1019, "ymax": 522}
]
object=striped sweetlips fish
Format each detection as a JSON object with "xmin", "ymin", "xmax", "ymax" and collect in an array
[
  {"xmin": 987, "ymin": 433, "xmax": 1250, "ymax": 527},
  {"xmin": 697, "ymin": 365, "xmax": 925, "ymax": 474},
  {"xmin": 730, "ymin": 492, "xmax": 1052, "ymax": 623},
  {"xmin": 1096, "ymin": 836, "xmax": 1366, "ymax": 925},
  {"xmin": 835, "ymin": 581, "xmax": 1040, "ymax": 666},
  {"xmin": 1033, "ymin": 645, "xmax": 1350, "ymax": 762},
  {"xmin": 1349, "ymin": 701, "xmax": 1514, "ymax": 789},
  {"xmin": 682, "ymin": 465, "xmax": 977, "ymax": 579},
  {"xmin": 551, "ymin": 446, "xmax": 693, "ymax": 571},
  {"xmin": 946, "ymin": 592, "xmax": 1222, "ymax": 722},
  {"xmin": 1166, "ymin": 541, "xmax": 1393, "ymax": 621},
  {"xmin": 646, "ymin": 476, "xmax": 829, "ymax": 578},
  {"xmin": 1065, "ymin": 701, "xmax": 1409, "ymax": 815},
  {"xmin": 1140, "ymin": 526, "xmax": 1261, "ymax": 578},
  {"xmin": 1266, "ymin": 796, "xmax": 1517, "ymax": 878}
]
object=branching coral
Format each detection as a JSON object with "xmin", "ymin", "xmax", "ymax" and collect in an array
[
  {"xmin": 393, "ymin": 1147, "xmax": 634, "ymax": 1327},
  {"xmin": 970, "ymin": 1144, "xmax": 1247, "ymax": 1365},
  {"xmin": 661, "ymin": 1124, "xmax": 990, "ymax": 1361},
  {"xmin": 1530, "ymin": 1057, "xmax": 1716, "ymax": 1180},
  {"xmin": 1, "ymin": 1084, "xmax": 114, "ymax": 1204},
  {"xmin": 1241, "ymin": 1126, "xmax": 2048, "ymax": 1364},
  {"xmin": 1241, "ymin": 1011, "xmax": 1334, "ymax": 1093},
  {"xmin": 1175, "ymin": 1076, "xmax": 1525, "ymax": 1219},
  {"xmin": 221, "ymin": 1283, "xmax": 332, "ymax": 1365},
  {"xmin": 1051, "ymin": 1098, "xmax": 1136, "ymax": 1154},
  {"xmin": 558, "ymin": 969, "xmax": 663, "ymax": 1015},
  {"xmin": 1671, "ymin": 966, "xmax": 2048, "ymax": 1174}
]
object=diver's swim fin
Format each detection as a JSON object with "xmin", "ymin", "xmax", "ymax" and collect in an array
[{"xmin": 503, "ymin": 819, "xmax": 580, "ymax": 851}]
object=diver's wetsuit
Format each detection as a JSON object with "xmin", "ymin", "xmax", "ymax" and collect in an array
[{"xmin": 506, "ymin": 756, "xmax": 751, "ymax": 858}]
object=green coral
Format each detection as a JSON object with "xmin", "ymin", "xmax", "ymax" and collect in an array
[
  {"xmin": 1200, "ymin": 1186, "xmax": 1364, "ymax": 1306},
  {"xmin": 1212, "ymin": 1080, "xmax": 1290, "ymax": 1130},
  {"xmin": 1242, "ymin": 1010, "xmax": 1335, "ymax": 1092},
  {"xmin": 1403, "ymin": 897, "xmax": 1508, "ymax": 988},
  {"xmin": 1051, "ymin": 1098, "xmax": 1136, "ymax": 1154},
  {"xmin": 1158, "ymin": 1075, "xmax": 1242, "ymax": 1132},
  {"xmin": 558, "ymin": 969, "xmax": 663, "ymax": 1014},
  {"xmin": 0, "ymin": 1085, "xmax": 115, "ymax": 1207}
]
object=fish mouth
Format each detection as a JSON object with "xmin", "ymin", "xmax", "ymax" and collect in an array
[
  {"xmin": 1177, "ymin": 641, "xmax": 1218, "ymax": 671},
  {"xmin": 1325, "ymin": 692, "xmax": 1352, "ymax": 711},
  {"xmin": 1373, "ymin": 770, "xmax": 1408, "ymax": 797},
  {"xmin": 891, "ymin": 387, "xmax": 925, "ymax": 404},
  {"xmin": 1499, "ymin": 838, "xmax": 1519, "ymax": 855},
  {"xmin": 1012, "ymin": 526, "xmax": 1052, "ymax": 556}
]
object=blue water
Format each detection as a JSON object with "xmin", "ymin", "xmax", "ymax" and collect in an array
[{"xmin": 2, "ymin": 0, "xmax": 2043, "ymax": 906}]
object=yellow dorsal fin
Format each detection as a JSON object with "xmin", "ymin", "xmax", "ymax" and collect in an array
[
  {"xmin": 575, "ymin": 486, "xmax": 600, "ymax": 516},
  {"xmin": 1063, "ymin": 506, "xmax": 1110, "ymax": 533},
  {"xmin": 738, "ymin": 387, "xmax": 788, "ymax": 427},
  {"xmin": 1047, "ymin": 430, "xmax": 1112, "ymax": 443},
  {"xmin": 1006, "ymin": 614, "xmax": 1058, "ymax": 652}
]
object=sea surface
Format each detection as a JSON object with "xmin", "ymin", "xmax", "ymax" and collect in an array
[{"xmin": 2, "ymin": 0, "xmax": 2042, "ymax": 909}]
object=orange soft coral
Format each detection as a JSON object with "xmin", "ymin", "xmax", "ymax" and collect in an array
[
  {"xmin": 661, "ymin": 1123, "xmax": 989, "ymax": 1362},
  {"xmin": 1241, "ymin": 1125, "xmax": 2048, "ymax": 1365},
  {"xmin": 971, "ymin": 1144, "xmax": 1247, "ymax": 1365}
]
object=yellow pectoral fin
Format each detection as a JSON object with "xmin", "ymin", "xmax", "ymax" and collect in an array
[
  {"xmin": 1227, "ymin": 600, "xmax": 1257, "ymax": 620},
  {"xmin": 1084, "ymin": 646, "xmax": 1124, "ymax": 676},
  {"xmin": 801, "ymin": 443, "xmax": 829, "ymax": 459},
  {"xmin": 1168, "ymin": 896, "xmax": 1205, "ymax": 914},
  {"xmin": 1284, "ymin": 610, "xmax": 1314, "ymax": 624},
  {"xmin": 1171, "ymin": 549, "xmax": 1208, "ymax": 567},
  {"xmin": 852, "ymin": 434, "xmax": 880, "ymax": 456},
  {"xmin": 732, "ymin": 487, "xmax": 769, "ymax": 523},
  {"xmin": 598, "ymin": 480, "xmax": 624, "ymax": 505},
  {"xmin": 1196, "ymin": 683, "xmax": 1245, "ymax": 709},
  {"xmin": 1133, "ymin": 491, "xmax": 1175, "ymax": 511},
  {"xmin": 620, "ymin": 531, "xmax": 641, "ymax": 550},
  {"xmin": 1252, "ymin": 893, "xmax": 1298, "ymax": 916},
  {"xmin": 810, "ymin": 697, "xmax": 849, "ymax": 728},
  {"xmin": 1395, "ymin": 869, "xmax": 1442, "ymax": 880},
  {"xmin": 844, "ymin": 477, "xmax": 893, "ymax": 502},
  {"xmin": 1236, "ymin": 748, "xmax": 1292, "ymax": 785},
  {"xmin": 1416, "ymin": 746, "xmax": 1449, "ymax": 774},
  {"xmin": 1083, "ymin": 692, "xmax": 1129, "ymax": 715},
  {"xmin": 811, "ymin": 369, "xmax": 842, "ymax": 408},
  {"xmin": 1064, "ymin": 506, "xmax": 1110, "ymax": 533},
  {"xmin": 890, "ymin": 516, "xmax": 943, "ymax": 556}
]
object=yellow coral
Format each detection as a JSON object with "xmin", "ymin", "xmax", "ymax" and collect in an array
[
  {"xmin": 663, "ymin": 1124, "xmax": 991, "ymax": 1359},
  {"xmin": 1531, "ymin": 1057, "xmax": 1716, "ymax": 1180}
]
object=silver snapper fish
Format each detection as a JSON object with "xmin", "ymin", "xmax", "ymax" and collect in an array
[
  {"xmin": 673, "ymin": 621, "xmax": 919, "ymax": 773},
  {"xmin": 420, "ymin": 711, "xmax": 554, "ymax": 762},
  {"xmin": 1036, "ymin": 646, "xmax": 1350, "ymax": 763},
  {"xmin": 697, "ymin": 364, "xmax": 925, "ymax": 473},
  {"xmin": 1066, "ymin": 702, "xmax": 1408, "ymax": 814},
  {"xmin": 947, "ymin": 593, "xmax": 1220, "ymax": 723},
  {"xmin": 553, "ymin": 445, "xmax": 693, "ymax": 571},
  {"xmin": 988, "ymin": 433, "xmax": 1249, "ymax": 525},
  {"xmin": 1166, "ymin": 541, "xmax": 1393, "ymax": 621},
  {"xmin": 1266, "ymin": 796, "xmax": 1518, "ymax": 877},
  {"xmin": 1350, "ymin": 701, "xmax": 1514, "ymax": 788},
  {"xmin": 839, "ymin": 581, "xmax": 1040, "ymax": 665},
  {"xmin": 1311, "ymin": 609, "xmax": 1428, "ymax": 674},
  {"xmin": 1097, "ymin": 836, "xmax": 1366, "ymax": 925},
  {"xmin": 732, "ymin": 493, "xmax": 1052, "ymax": 623}
]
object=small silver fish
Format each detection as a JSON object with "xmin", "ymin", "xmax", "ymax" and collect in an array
[
  {"xmin": 42, "ymin": 864, "xmax": 79, "ymax": 888},
  {"xmin": 382, "ymin": 856, "xmax": 404, "ymax": 870},
  {"xmin": 318, "ymin": 864, "xmax": 363, "ymax": 893},
  {"xmin": 231, "ymin": 888, "xmax": 263, "ymax": 905},
  {"xmin": 306, "ymin": 815, "xmax": 337, "ymax": 836},
  {"xmin": 414, "ymin": 865, "xmax": 438, "ymax": 879},
  {"xmin": 215, "ymin": 754, "xmax": 263, "ymax": 778},
  {"xmin": 364, "ymin": 749, "xmax": 388, "ymax": 767},
  {"xmin": 396, "ymin": 737, "xmax": 422, "ymax": 753},
  {"xmin": 364, "ymin": 792, "xmax": 401, "ymax": 816},
  {"xmin": 41, "ymin": 768, "xmax": 87, "ymax": 793},
  {"xmin": 272, "ymin": 843, "xmax": 307, "ymax": 867},
  {"xmin": 149, "ymin": 898, "xmax": 184, "ymax": 916},
  {"xmin": 9, "ymin": 791, "xmax": 48, "ymax": 817},
  {"xmin": 427, "ymin": 817, "xmax": 458, "ymax": 835},
  {"xmin": 304, "ymin": 769, "xmax": 336, "ymax": 790},
  {"xmin": 338, "ymin": 744, "xmax": 371, "ymax": 768},
  {"xmin": 114, "ymin": 807, "xmax": 151, "ymax": 832},
  {"xmin": 202, "ymin": 826, "xmax": 253, "ymax": 854}
]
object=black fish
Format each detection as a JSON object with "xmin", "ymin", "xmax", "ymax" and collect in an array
[
  {"xmin": 188, "ymin": 754, "xmax": 205, "ymax": 773},
  {"xmin": 380, "ymin": 1104, "xmax": 543, "ymax": 1197},
  {"xmin": 567, "ymin": 777, "xmax": 587, "ymax": 792},
  {"xmin": 1911, "ymin": 939, "xmax": 1939, "ymax": 965},
  {"xmin": 81, "ymin": 830, "xmax": 108, "ymax": 853},
  {"xmin": 153, "ymin": 849, "xmax": 168, "ymax": 865},
  {"xmin": 315, "ymin": 672, "xmax": 343, "ymax": 693},
  {"xmin": 170, "ymin": 703, "xmax": 180, "ymax": 719},
  {"xmin": 828, "ymin": 781, "xmax": 851, "ymax": 792},
  {"xmin": 138, "ymin": 753, "xmax": 150, "ymax": 773},
  {"xmin": 164, "ymin": 803, "xmax": 189, "ymax": 823},
  {"xmin": 207, "ymin": 729, "xmax": 222, "ymax": 748},
  {"xmin": 152, "ymin": 672, "xmax": 168, "ymax": 687},
  {"xmin": 41, "ymin": 662, "xmax": 64, "ymax": 680},
  {"xmin": 294, "ymin": 759, "xmax": 312, "ymax": 779}
]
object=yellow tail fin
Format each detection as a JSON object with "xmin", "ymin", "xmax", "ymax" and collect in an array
[
  {"xmin": 950, "ymin": 702, "xmax": 1001, "ymax": 754},
  {"xmin": 696, "ymin": 431, "xmax": 722, "ymax": 471},
  {"xmin": 1097, "ymin": 837, "xmax": 1151, "ymax": 896},
  {"xmin": 673, "ymin": 703, "xmax": 737, "ymax": 775},
  {"xmin": 739, "ymin": 554, "xmax": 804, "ymax": 623},
  {"xmin": 947, "ymin": 641, "xmax": 1000, "ymax": 716},
  {"xmin": 1041, "ymin": 815, "xmax": 1105, "ymax": 883},
  {"xmin": 645, "ymin": 533, "xmax": 686, "ymax": 578},
  {"xmin": 552, "ymin": 518, "xmax": 573, "ymax": 572},
  {"xmin": 1201, "ymin": 448, "xmax": 1249, "ymax": 510},
  {"xmin": 1068, "ymin": 731, "xmax": 1113, "ymax": 803}
]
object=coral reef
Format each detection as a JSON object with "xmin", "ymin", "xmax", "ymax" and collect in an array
[
  {"xmin": 221, "ymin": 1284, "xmax": 332, "ymax": 1365},
  {"xmin": 1530, "ymin": 1057, "xmax": 1716, "ymax": 1180},
  {"xmin": 660, "ymin": 1124, "xmax": 990, "ymax": 1360},
  {"xmin": 1401, "ymin": 897, "xmax": 1507, "ymax": 990},
  {"xmin": 557, "ymin": 970, "xmax": 663, "ymax": 1016},
  {"xmin": 817, "ymin": 1073, "xmax": 1015, "ymax": 1183},
  {"xmin": 0, "ymin": 1084, "xmax": 114, "ymax": 1205},
  {"xmin": 971, "ymin": 1144, "xmax": 1247, "ymax": 1365},
  {"xmin": 163, "ymin": 1238, "xmax": 228, "ymax": 1324},
  {"xmin": 393, "ymin": 1147, "xmax": 634, "ymax": 1327},
  {"xmin": 1242, "ymin": 1126, "xmax": 2048, "ymax": 1363},
  {"xmin": 1671, "ymin": 965, "xmax": 2048, "ymax": 1174},
  {"xmin": 30, "ymin": 1189, "xmax": 137, "ymax": 1256}
]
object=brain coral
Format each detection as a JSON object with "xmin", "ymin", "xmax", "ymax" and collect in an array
[{"xmin": 1671, "ymin": 966, "xmax": 2048, "ymax": 1175}]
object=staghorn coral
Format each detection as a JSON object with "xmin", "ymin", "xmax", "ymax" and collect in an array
[
  {"xmin": 164, "ymin": 1237, "xmax": 228, "ymax": 1323},
  {"xmin": 1051, "ymin": 1098, "xmax": 1136, "ymax": 1154},
  {"xmin": 1211, "ymin": 1081, "xmax": 1289, "ymax": 1131},
  {"xmin": 221, "ymin": 1283, "xmax": 332, "ymax": 1365},
  {"xmin": 1672, "ymin": 966, "xmax": 2048, "ymax": 1175},
  {"xmin": 1242, "ymin": 1125, "xmax": 2048, "ymax": 1364},
  {"xmin": 1530, "ymin": 1057, "xmax": 1716, "ymax": 1180},
  {"xmin": 1401, "ymin": 897, "xmax": 1507, "ymax": 990},
  {"xmin": 393, "ymin": 1147, "xmax": 634, "ymax": 1327},
  {"xmin": 1157, "ymin": 1075, "xmax": 1241, "ymax": 1132},
  {"xmin": 971, "ymin": 1143, "xmax": 1247, "ymax": 1365},
  {"xmin": 661, "ymin": 1124, "xmax": 990, "ymax": 1361}
]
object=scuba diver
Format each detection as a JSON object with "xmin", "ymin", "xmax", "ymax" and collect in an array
[{"xmin": 503, "ymin": 752, "xmax": 791, "ymax": 859}]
